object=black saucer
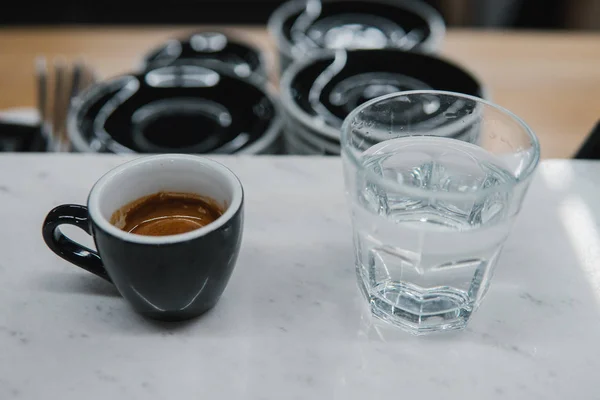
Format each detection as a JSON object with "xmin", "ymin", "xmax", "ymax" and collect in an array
[
  {"xmin": 69, "ymin": 65, "xmax": 282, "ymax": 154},
  {"xmin": 269, "ymin": 0, "xmax": 445, "ymax": 73},
  {"xmin": 142, "ymin": 32, "xmax": 267, "ymax": 81},
  {"xmin": 280, "ymin": 49, "xmax": 485, "ymax": 149}
]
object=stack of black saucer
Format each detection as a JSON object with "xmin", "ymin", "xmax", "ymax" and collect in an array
[
  {"xmin": 280, "ymin": 49, "xmax": 486, "ymax": 155},
  {"xmin": 69, "ymin": 32, "xmax": 283, "ymax": 155},
  {"xmin": 269, "ymin": 0, "xmax": 446, "ymax": 74}
]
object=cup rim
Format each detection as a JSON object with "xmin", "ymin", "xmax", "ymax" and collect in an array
[
  {"xmin": 87, "ymin": 154, "xmax": 243, "ymax": 245},
  {"xmin": 267, "ymin": 0, "xmax": 446, "ymax": 60},
  {"xmin": 340, "ymin": 90, "xmax": 541, "ymax": 200}
]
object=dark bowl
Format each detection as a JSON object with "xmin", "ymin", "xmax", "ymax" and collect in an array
[
  {"xmin": 69, "ymin": 65, "xmax": 282, "ymax": 154},
  {"xmin": 141, "ymin": 31, "xmax": 268, "ymax": 82},
  {"xmin": 280, "ymin": 49, "xmax": 486, "ymax": 146},
  {"xmin": 269, "ymin": 0, "xmax": 445, "ymax": 73}
]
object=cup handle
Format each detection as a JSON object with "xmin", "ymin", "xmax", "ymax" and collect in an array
[{"xmin": 42, "ymin": 204, "xmax": 112, "ymax": 283}]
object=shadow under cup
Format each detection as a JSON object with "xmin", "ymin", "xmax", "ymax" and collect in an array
[{"xmin": 42, "ymin": 155, "xmax": 244, "ymax": 321}]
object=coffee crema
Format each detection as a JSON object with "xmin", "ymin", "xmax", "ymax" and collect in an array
[{"xmin": 110, "ymin": 192, "xmax": 225, "ymax": 236}]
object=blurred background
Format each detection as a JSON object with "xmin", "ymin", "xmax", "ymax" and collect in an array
[
  {"xmin": 1, "ymin": 0, "xmax": 599, "ymax": 30},
  {"xmin": 0, "ymin": 0, "xmax": 598, "ymax": 158}
]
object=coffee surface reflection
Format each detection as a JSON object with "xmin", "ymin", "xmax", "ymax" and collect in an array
[{"xmin": 111, "ymin": 192, "xmax": 224, "ymax": 236}]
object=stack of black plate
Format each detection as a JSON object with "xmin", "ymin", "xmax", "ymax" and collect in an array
[
  {"xmin": 141, "ymin": 32, "xmax": 268, "ymax": 83},
  {"xmin": 68, "ymin": 32, "xmax": 283, "ymax": 155},
  {"xmin": 280, "ymin": 49, "xmax": 486, "ymax": 155},
  {"xmin": 268, "ymin": 0, "xmax": 445, "ymax": 74}
]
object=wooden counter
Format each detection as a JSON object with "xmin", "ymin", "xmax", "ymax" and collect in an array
[{"xmin": 0, "ymin": 26, "xmax": 598, "ymax": 158}]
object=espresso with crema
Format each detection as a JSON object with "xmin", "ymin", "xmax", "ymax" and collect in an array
[{"xmin": 110, "ymin": 192, "xmax": 224, "ymax": 236}]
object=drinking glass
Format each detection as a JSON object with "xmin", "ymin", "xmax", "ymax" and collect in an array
[{"xmin": 341, "ymin": 90, "xmax": 540, "ymax": 334}]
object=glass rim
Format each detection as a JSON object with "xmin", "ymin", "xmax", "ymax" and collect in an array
[{"xmin": 340, "ymin": 90, "xmax": 541, "ymax": 200}]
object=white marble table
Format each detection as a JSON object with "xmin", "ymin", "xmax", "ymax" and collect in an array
[{"xmin": 1, "ymin": 155, "xmax": 599, "ymax": 399}]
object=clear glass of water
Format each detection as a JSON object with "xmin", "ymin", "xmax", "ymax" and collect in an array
[{"xmin": 341, "ymin": 90, "xmax": 540, "ymax": 334}]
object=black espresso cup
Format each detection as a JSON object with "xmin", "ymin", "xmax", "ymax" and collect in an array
[{"xmin": 42, "ymin": 154, "xmax": 244, "ymax": 321}]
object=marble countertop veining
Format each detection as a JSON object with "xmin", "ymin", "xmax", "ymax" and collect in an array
[{"xmin": 0, "ymin": 154, "xmax": 599, "ymax": 399}]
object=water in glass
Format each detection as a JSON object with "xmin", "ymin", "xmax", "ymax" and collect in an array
[{"xmin": 350, "ymin": 136, "xmax": 516, "ymax": 334}]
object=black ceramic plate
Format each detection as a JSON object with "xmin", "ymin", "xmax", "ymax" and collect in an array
[
  {"xmin": 281, "ymin": 49, "xmax": 485, "ymax": 142},
  {"xmin": 70, "ymin": 65, "xmax": 282, "ymax": 154},
  {"xmin": 142, "ymin": 32, "xmax": 267, "ymax": 81},
  {"xmin": 269, "ymin": 0, "xmax": 445, "ymax": 70}
]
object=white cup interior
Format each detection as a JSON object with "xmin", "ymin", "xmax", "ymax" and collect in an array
[{"xmin": 88, "ymin": 154, "xmax": 243, "ymax": 244}]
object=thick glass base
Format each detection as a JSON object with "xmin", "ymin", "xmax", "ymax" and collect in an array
[{"xmin": 359, "ymin": 277, "xmax": 473, "ymax": 335}]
